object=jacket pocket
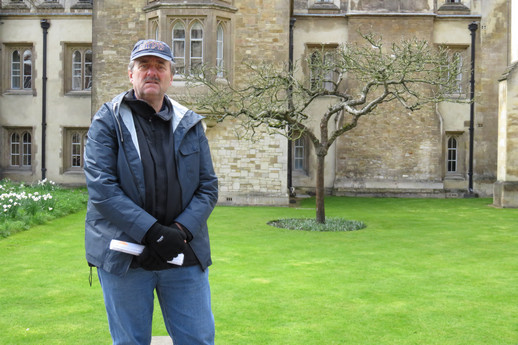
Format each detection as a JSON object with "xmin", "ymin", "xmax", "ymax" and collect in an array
[{"xmin": 179, "ymin": 139, "xmax": 200, "ymax": 185}]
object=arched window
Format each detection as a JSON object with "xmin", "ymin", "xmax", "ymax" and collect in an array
[
  {"xmin": 72, "ymin": 49, "xmax": 92, "ymax": 91},
  {"xmin": 84, "ymin": 50, "xmax": 93, "ymax": 90},
  {"xmin": 22, "ymin": 132, "xmax": 32, "ymax": 166},
  {"xmin": 9, "ymin": 130, "xmax": 31, "ymax": 167},
  {"xmin": 11, "ymin": 49, "xmax": 32, "ymax": 90},
  {"xmin": 172, "ymin": 22, "xmax": 186, "ymax": 75},
  {"xmin": 152, "ymin": 21, "xmax": 159, "ymax": 40},
  {"xmin": 64, "ymin": 128, "xmax": 88, "ymax": 170},
  {"xmin": 65, "ymin": 45, "xmax": 92, "ymax": 92},
  {"xmin": 23, "ymin": 50, "xmax": 32, "ymax": 89},
  {"xmin": 10, "ymin": 133, "xmax": 20, "ymax": 166},
  {"xmin": 309, "ymin": 51, "xmax": 321, "ymax": 91},
  {"xmin": 447, "ymin": 137, "xmax": 457, "ymax": 172},
  {"xmin": 294, "ymin": 137, "xmax": 306, "ymax": 171},
  {"xmin": 71, "ymin": 132, "xmax": 82, "ymax": 167},
  {"xmin": 190, "ymin": 21, "xmax": 204, "ymax": 73},
  {"xmin": 216, "ymin": 24, "xmax": 224, "ymax": 77},
  {"xmin": 309, "ymin": 48, "xmax": 336, "ymax": 91},
  {"xmin": 72, "ymin": 50, "xmax": 82, "ymax": 90}
]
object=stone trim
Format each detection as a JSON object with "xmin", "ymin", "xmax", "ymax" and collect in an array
[
  {"xmin": 437, "ymin": 3, "xmax": 470, "ymax": 14},
  {"xmin": 499, "ymin": 61, "xmax": 518, "ymax": 82}
]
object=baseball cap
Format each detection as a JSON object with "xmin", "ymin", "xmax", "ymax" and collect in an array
[{"xmin": 130, "ymin": 39, "xmax": 174, "ymax": 62}]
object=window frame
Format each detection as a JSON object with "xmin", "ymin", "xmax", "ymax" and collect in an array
[
  {"xmin": 292, "ymin": 134, "xmax": 309, "ymax": 174},
  {"xmin": 4, "ymin": 127, "xmax": 33, "ymax": 170},
  {"xmin": 3, "ymin": 44, "xmax": 34, "ymax": 95},
  {"xmin": 439, "ymin": 45, "xmax": 469, "ymax": 98},
  {"xmin": 172, "ymin": 20, "xmax": 187, "ymax": 76},
  {"xmin": 190, "ymin": 21, "xmax": 204, "ymax": 75},
  {"xmin": 151, "ymin": 13, "xmax": 233, "ymax": 82},
  {"xmin": 64, "ymin": 44, "xmax": 93, "ymax": 95},
  {"xmin": 170, "ymin": 18, "xmax": 205, "ymax": 78},
  {"xmin": 447, "ymin": 136, "xmax": 458, "ymax": 173},
  {"xmin": 307, "ymin": 44, "xmax": 339, "ymax": 92},
  {"xmin": 216, "ymin": 22, "xmax": 225, "ymax": 78},
  {"xmin": 445, "ymin": 132, "xmax": 465, "ymax": 179},
  {"xmin": 63, "ymin": 127, "xmax": 88, "ymax": 172}
]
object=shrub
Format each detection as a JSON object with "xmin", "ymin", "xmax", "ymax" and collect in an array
[{"xmin": 0, "ymin": 179, "xmax": 88, "ymax": 238}]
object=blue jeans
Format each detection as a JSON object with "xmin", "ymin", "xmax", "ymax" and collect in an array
[{"xmin": 97, "ymin": 265, "xmax": 215, "ymax": 345}]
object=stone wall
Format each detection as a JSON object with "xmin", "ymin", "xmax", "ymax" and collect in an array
[
  {"xmin": 334, "ymin": 16, "xmax": 444, "ymax": 196},
  {"xmin": 474, "ymin": 0, "xmax": 508, "ymax": 190},
  {"xmin": 91, "ymin": 0, "xmax": 290, "ymax": 205},
  {"xmin": 92, "ymin": 0, "xmax": 145, "ymax": 112},
  {"xmin": 207, "ymin": 0, "xmax": 291, "ymax": 205}
]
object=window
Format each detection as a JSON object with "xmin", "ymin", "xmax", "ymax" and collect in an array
[
  {"xmin": 294, "ymin": 137, "xmax": 305, "ymax": 170},
  {"xmin": 445, "ymin": 133, "xmax": 465, "ymax": 178},
  {"xmin": 190, "ymin": 21, "xmax": 203, "ymax": 73},
  {"xmin": 6, "ymin": 46, "xmax": 33, "ymax": 92},
  {"xmin": 441, "ymin": 46, "xmax": 468, "ymax": 95},
  {"xmin": 8, "ymin": 128, "xmax": 32, "ymax": 168},
  {"xmin": 71, "ymin": 0, "xmax": 93, "ymax": 8},
  {"xmin": 216, "ymin": 24, "xmax": 224, "ymax": 77},
  {"xmin": 293, "ymin": 135, "xmax": 309, "ymax": 173},
  {"xmin": 308, "ymin": 47, "xmax": 337, "ymax": 92},
  {"xmin": 449, "ymin": 52, "xmax": 463, "ymax": 94},
  {"xmin": 172, "ymin": 22, "xmax": 186, "ymax": 75},
  {"xmin": 171, "ymin": 19, "xmax": 205, "ymax": 76},
  {"xmin": 72, "ymin": 49, "xmax": 92, "ymax": 91},
  {"xmin": 150, "ymin": 19, "xmax": 159, "ymax": 40},
  {"xmin": 37, "ymin": 0, "xmax": 63, "ymax": 8},
  {"xmin": 64, "ymin": 128, "xmax": 88, "ymax": 171},
  {"xmin": 152, "ymin": 12, "xmax": 232, "ymax": 80},
  {"xmin": 65, "ymin": 45, "xmax": 92, "ymax": 93},
  {"xmin": 447, "ymin": 137, "xmax": 457, "ymax": 172}
]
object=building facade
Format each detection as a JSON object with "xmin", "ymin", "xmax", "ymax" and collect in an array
[
  {"xmin": 495, "ymin": 0, "xmax": 518, "ymax": 207},
  {"xmin": 1, "ymin": 0, "xmax": 516, "ymax": 207},
  {"xmin": 0, "ymin": 0, "xmax": 92, "ymax": 185}
]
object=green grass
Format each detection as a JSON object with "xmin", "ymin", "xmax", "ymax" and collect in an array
[{"xmin": 1, "ymin": 196, "xmax": 517, "ymax": 344}]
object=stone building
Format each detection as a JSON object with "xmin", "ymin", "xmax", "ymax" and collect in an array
[
  {"xmin": 0, "ymin": 0, "xmax": 92, "ymax": 185},
  {"xmin": 1, "ymin": 0, "xmax": 516, "ymax": 207},
  {"xmin": 494, "ymin": 0, "xmax": 518, "ymax": 207}
]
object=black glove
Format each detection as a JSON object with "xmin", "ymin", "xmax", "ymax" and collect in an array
[
  {"xmin": 134, "ymin": 246, "xmax": 172, "ymax": 271},
  {"xmin": 144, "ymin": 223, "xmax": 186, "ymax": 261}
]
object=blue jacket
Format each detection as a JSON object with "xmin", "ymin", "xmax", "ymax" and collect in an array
[{"xmin": 84, "ymin": 91, "xmax": 218, "ymax": 276}]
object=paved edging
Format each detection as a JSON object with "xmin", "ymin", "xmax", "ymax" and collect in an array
[{"xmin": 151, "ymin": 336, "xmax": 173, "ymax": 345}]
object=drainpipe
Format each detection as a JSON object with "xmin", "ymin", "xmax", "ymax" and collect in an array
[
  {"xmin": 40, "ymin": 19, "xmax": 50, "ymax": 180},
  {"xmin": 465, "ymin": 21, "xmax": 478, "ymax": 198},
  {"xmin": 287, "ymin": 17, "xmax": 296, "ymax": 199}
]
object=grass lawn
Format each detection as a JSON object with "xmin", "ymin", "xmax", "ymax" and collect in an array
[{"xmin": 0, "ymin": 196, "xmax": 517, "ymax": 344}]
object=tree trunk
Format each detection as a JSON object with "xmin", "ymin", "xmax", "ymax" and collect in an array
[{"xmin": 315, "ymin": 153, "xmax": 326, "ymax": 223}]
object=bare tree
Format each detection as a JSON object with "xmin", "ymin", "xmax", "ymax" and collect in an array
[{"xmin": 180, "ymin": 32, "xmax": 466, "ymax": 223}]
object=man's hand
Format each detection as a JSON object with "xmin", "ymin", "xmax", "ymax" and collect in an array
[
  {"xmin": 144, "ymin": 223, "xmax": 186, "ymax": 261},
  {"xmin": 135, "ymin": 246, "xmax": 172, "ymax": 271}
]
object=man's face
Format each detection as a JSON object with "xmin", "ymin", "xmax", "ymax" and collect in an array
[{"xmin": 128, "ymin": 56, "xmax": 174, "ymax": 105}]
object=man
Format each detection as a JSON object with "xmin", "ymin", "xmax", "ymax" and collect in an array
[{"xmin": 84, "ymin": 39, "xmax": 218, "ymax": 345}]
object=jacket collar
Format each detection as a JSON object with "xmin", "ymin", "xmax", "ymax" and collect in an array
[{"xmin": 111, "ymin": 90, "xmax": 204, "ymax": 133}]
